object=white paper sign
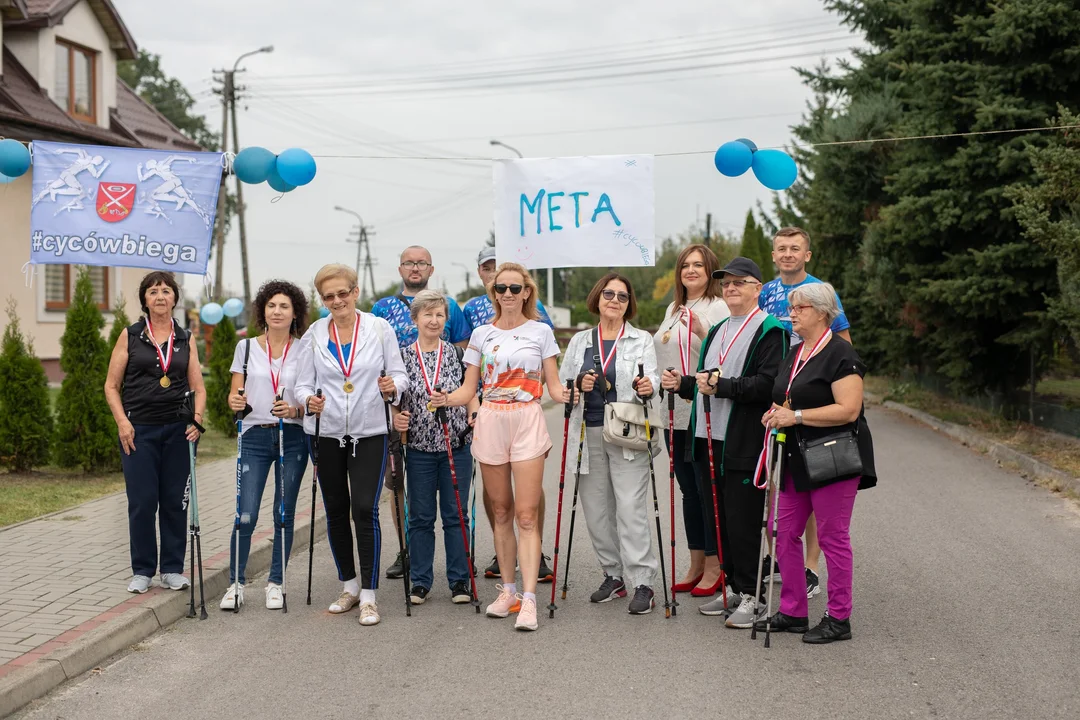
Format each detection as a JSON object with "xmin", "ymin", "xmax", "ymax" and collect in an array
[{"xmin": 493, "ymin": 154, "xmax": 655, "ymax": 269}]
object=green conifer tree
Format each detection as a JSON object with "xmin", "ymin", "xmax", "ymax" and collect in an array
[
  {"xmin": 0, "ymin": 299, "xmax": 53, "ymax": 471},
  {"xmin": 207, "ymin": 316, "xmax": 239, "ymax": 436}
]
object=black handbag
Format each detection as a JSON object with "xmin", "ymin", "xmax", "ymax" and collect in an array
[{"xmin": 797, "ymin": 425, "xmax": 863, "ymax": 487}]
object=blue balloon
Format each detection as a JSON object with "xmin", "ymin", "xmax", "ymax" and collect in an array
[
  {"xmin": 736, "ymin": 137, "xmax": 758, "ymax": 152},
  {"xmin": 200, "ymin": 302, "xmax": 224, "ymax": 326},
  {"xmin": 751, "ymin": 149, "xmax": 798, "ymax": 191},
  {"xmin": 222, "ymin": 297, "xmax": 244, "ymax": 318},
  {"xmin": 318, "ymin": 306, "xmax": 330, "ymax": 318},
  {"xmin": 713, "ymin": 141, "xmax": 753, "ymax": 177},
  {"xmin": 276, "ymin": 148, "xmax": 317, "ymax": 186},
  {"xmin": 233, "ymin": 147, "xmax": 277, "ymax": 184},
  {"xmin": 0, "ymin": 171, "xmax": 15, "ymax": 185},
  {"xmin": 0, "ymin": 139, "xmax": 31, "ymax": 178},
  {"xmin": 266, "ymin": 165, "xmax": 295, "ymax": 193}
]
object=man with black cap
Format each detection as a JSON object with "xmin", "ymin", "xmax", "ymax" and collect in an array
[{"xmin": 661, "ymin": 256, "xmax": 788, "ymax": 628}]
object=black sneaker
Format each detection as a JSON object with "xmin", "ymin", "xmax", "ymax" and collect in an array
[
  {"xmin": 409, "ymin": 586, "xmax": 429, "ymax": 605},
  {"xmin": 484, "ymin": 555, "xmax": 500, "ymax": 579},
  {"xmin": 386, "ymin": 551, "xmax": 405, "ymax": 579},
  {"xmin": 538, "ymin": 553, "xmax": 554, "ymax": 583},
  {"xmin": 628, "ymin": 586, "xmax": 655, "ymax": 615},
  {"xmin": 450, "ymin": 581, "xmax": 471, "ymax": 604},
  {"xmin": 803, "ymin": 613, "xmax": 852, "ymax": 644},
  {"xmin": 806, "ymin": 567, "xmax": 821, "ymax": 599},
  {"xmin": 589, "ymin": 575, "xmax": 627, "ymax": 603},
  {"xmin": 753, "ymin": 611, "xmax": 810, "ymax": 634}
]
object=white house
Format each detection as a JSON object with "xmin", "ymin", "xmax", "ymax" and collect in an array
[{"xmin": 0, "ymin": 0, "xmax": 203, "ymax": 380}]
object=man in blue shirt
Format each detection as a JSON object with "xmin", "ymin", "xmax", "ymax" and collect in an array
[
  {"xmin": 758, "ymin": 226, "xmax": 852, "ymax": 346},
  {"xmin": 757, "ymin": 225, "xmax": 852, "ymax": 601},
  {"xmin": 371, "ymin": 245, "xmax": 471, "ymax": 348},
  {"xmin": 463, "ymin": 246, "xmax": 554, "ymax": 330}
]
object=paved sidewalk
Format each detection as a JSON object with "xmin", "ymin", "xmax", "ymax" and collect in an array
[{"xmin": 0, "ymin": 454, "xmax": 316, "ymax": 674}]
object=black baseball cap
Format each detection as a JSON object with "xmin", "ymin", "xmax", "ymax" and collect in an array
[{"xmin": 712, "ymin": 256, "xmax": 762, "ymax": 282}]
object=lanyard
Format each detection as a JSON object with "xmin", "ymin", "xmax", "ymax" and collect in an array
[
  {"xmin": 715, "ymin": 308, "xmax": 759, "ymax": 375},
  {"xmin": 677, "ymin": 308, "xmax": 692, "ymax": 375},
  {"xmin": 414, "ymin": 341, "xmax": 443, "ymax": 396},
  {"xmin": 266, "ymin": 337, "xmax": 291, "ymax": 397},
  {"xmin": 145, "ymin": 316, "xmax": 174, "ymax": 386},
  {"xmin": 596, "ymin": 322, "xmax": 625, "ymax": 377},
  {"xmin": 330, "ymin": 312, "xmax": 361, "ymax": 379},
  {"xmin": 785, "ymin": 329, "xmax": 832, "ymax": 401}
]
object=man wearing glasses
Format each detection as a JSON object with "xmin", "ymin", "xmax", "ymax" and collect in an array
[{"xmin": 372, "ymin": 246, "xmax": 472, "ymax": 349}]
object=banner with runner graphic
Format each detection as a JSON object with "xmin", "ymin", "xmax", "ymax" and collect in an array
[{"xmin": 28, "ymin": 141, "xmax": 224, "ymax": 275}]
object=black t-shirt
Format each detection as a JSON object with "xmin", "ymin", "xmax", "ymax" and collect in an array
[{"xmin": 772, "ymin": 337, "xmax": 877, "ymax": 491}]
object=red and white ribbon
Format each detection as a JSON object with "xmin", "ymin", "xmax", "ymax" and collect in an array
[
  {"xmin": 784, "ymin": 329, "xmax": 833, "ymax": 402},
  {"xmin": 677, "ymin": 308, "xmax": 692, "ymax": 375},
  {"xmin": 330, "ymin": 312, "xmax": 361, "ymax": 380},
  {"xmin": 266, "ymin": 337, "xmax": 291, "ymax": 397},
  {"xmin": 596, "ymin": 322, "xmax": 625, "ymax": 377},
  {"xmin": 414, "ymin": 341, "xmax": 443, "ymax": 396},
  {"xmin": 716, "ymin": 308, "xmax": 760, "ymax": 371},
  {"xmin": 145, "ymin": 316, "xmax": 174, "ymax": 376}
]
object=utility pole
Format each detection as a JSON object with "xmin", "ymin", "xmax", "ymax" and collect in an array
[
  {"xmin": 336, "ymin": 205, "xmax": 375, "ymax": 301},
  {"xmin": 231, "ymin": 77, "xmax": 252, "ymax": 305},
  {"xmin": 210, "ymin": 71, "xmax": 231, "ymax": 300},
  {"xmin": 705, "ymin": 212, "xmax": 712, "ymax": 250},
  {"xmin": 452, "ymin": 262, "xmax": 471, "ymax": 295}
]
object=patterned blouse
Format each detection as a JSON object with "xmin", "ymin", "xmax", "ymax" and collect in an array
[{"xmin": 400, "ymin": 340, "xmax": 472, "ymax": 453}]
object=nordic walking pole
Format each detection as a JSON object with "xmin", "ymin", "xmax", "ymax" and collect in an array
[
  {"xmin": 701, "ymin": 373, "xmax": 729, "ymax": 611},
  {"xmin": 381, "ymin": 370, "xmax": 412, "ymax": 617},
  {"xmin": 665, "ymin": 367, "xmax": 679, "ymax": 617},
  {"xmin": 560, "ymin": 371, "xmax": 591, "ymax": 600},
  {"xmin": 231, "ymin": 389, "xmax": 246, "ymax": 613},
  {"xmin": 638, "ymin": 363, "xmax": 671, "ymax": 618},
  {"xmin": 752, "ymin": 428, "xmax": 778, "ymax": 641},
  {"xmin": 276, "ymin": 392, "xmax": 288, "ymax": 614},
  {"xmin": 306, "ymin": 389, "xmax": 322, "ymax": 606},
  {"xmin": 763, "ymin": 431, "xmax": 785, "ymax": 648},
  {"xmin": 184, "ymin": 391, "xmax": 208, "ymax": 620},
  {"xmin": 434, "ymin": 388, "xmax": 481, "ymax": 613},
  {"xmin": 548, "ymin": 379, "xmax": 574, "ymax": 618}
]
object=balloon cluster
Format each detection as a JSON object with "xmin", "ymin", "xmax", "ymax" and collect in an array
[
  {"xmin": 713, "ymin": 138, "xmax": 798, "ymax": 191},
  {"xmin": 233, "ymin": 147, "xmax": 317, "ymax": 193},
  {"xmin": 0, "ymin": 139, "xmax": 32, "ymax": 185},
  {"xmin": 200, "ymin": 297, "xmax": 244, "ymax": 326}
]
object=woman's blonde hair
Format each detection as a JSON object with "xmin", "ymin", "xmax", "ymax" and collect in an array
[
  {"xmin": 313, "ymin": 263, "xmax": 358, "ymax": 295},
  {"xmin": 488, "ymin": 262, "xmax": 540, "ymax": 323}
]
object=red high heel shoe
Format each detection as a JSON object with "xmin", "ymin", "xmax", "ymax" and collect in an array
[
  {"xmin": 672, "ymin": 574, "xmax": 704, "ymax": 593},
  {"xmin": 690, "ymin": 575, "xmax": 724, "ymax": 597}
]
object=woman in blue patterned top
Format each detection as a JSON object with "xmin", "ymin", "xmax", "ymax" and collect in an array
[{"xmin": 392, "ymin": 290, "xmax": 481, "ymax": 605}]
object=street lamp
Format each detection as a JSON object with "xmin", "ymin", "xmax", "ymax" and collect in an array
[
  {"xmin": 234, "ymin": 45, "xmax": 274, "ymax": 72},
  {"xmin": 490, "ymin": 139, "xmax": 554, "ymax": 308}
]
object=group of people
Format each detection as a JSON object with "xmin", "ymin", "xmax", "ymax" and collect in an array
[{"xmin": 106, "ymin": 225, "xmax": 876, "ymax": 642}]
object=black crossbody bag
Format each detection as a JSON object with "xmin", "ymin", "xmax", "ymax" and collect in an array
[{"xmin": 797, "ymin": 421, "xmax": 862, "ymax": 487}]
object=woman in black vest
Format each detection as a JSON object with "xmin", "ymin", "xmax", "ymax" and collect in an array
[{"xmin": 105, "ymin": 271, "xmax": 207, "ymax": 595}]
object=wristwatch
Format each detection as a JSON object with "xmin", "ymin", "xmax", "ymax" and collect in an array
[{"xmin": 794, "ymin": 410, "xmax": 803, "ymax": 425}]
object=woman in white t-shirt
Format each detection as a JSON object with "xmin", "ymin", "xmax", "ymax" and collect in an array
[
  {"xmin": 431, "ymin": 262, "xmax": 571, "ymax": 632},
  {"xmin": 220, "ymin": 280, "xmax": 310, "ymax": 612},
  {"xmin": 652, "ymin": 243, "xmax": 730, "ymax": 597}
]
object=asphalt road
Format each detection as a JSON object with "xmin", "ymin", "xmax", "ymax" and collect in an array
[{"xmin": 14, "ymin": 406, "xmax": 1080, "ymax": 720}]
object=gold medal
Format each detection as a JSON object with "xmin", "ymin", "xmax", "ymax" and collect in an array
[
  {"xmin": 343, "ymin": 381, "xmax": 354, "ymax": 394},
  {"xmin": 606, "ymin": 379, "xmax": 613, "ymax": 391},
  {"xmin": 427, "ymin": 401, "xmax": 436, "ymax": 412},
  {"xmin": 684, "ymin": 398, "xmax": 692, "ymax": 404},
  {"xmin": 159, "ymin": 376, "xmax": 171, "ymax": 388},
  {"xmin": 661, "ymin": 331, "xmax": 670, "ymax": 344}
]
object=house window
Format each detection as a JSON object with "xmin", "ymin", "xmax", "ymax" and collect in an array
[
  {"xmin": 55, "ymin": 41, "xmax": 96, "ymax": 123},
  {"xmin": 44, "ymin": 266, "xmax": 110, "ymax": 311}
]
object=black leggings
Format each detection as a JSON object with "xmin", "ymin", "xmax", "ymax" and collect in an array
[
  {"xmin": 665, "ymin": 429, "xmax": 706, "ymax": 552},
  {"xmin": 318, "ymin": 435, "xmax": 386, "ymax": 590}
]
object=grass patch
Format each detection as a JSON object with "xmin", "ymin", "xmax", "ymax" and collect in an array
[
  {"xmin": 0, "ymin": 426, "xmax": 236, "ymax": 528},
  {"xmin": 870, "ymin": 375, "xmax": 1080, "ymax": 478},
  {"xmin": 1034, "ymin": 378, "xmax": 1080, "ymax": 406}
]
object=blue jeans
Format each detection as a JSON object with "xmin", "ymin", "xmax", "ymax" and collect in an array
[
  {"xmin": 406, "ymin": 445, "xmax": 472, "ymax": 590},
  {"xmin": 228, "ymin": 424, "xmax": 308, "ymax": 585}
]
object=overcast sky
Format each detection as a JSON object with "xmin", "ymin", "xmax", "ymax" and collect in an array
[{"xmin": 110, "ymin": 0, "xmax": 858, "ymax": 302}]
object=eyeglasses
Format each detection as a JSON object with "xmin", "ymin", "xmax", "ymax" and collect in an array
[
  {"xmin": 493, "ymin": 283, "xmax": 524, "ymax": 295},
  {"xmin": 721, "ymin": 280, "xmax": 759, "ymax": 289},
  {"xmin": 400, "ymin": 261, "xmax": 431, "ymax": 270},
  {"xmin": 601, "ymin": 289, "xmax": 630, "ymax": 304},
  {"xmin": 321, "ymin": 288, "xmax": 355, "ymax": 302},
  {"xmin": 789, "ymin": 304, "xmax": 814, "ymax": 314}
]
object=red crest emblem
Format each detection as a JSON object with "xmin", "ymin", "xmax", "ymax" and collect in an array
[{"xmin": 96, "ymin": 182, "xmax": 136, "ymax": 223}]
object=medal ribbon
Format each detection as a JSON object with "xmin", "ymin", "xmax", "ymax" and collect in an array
[
  {"xmin": 677, "ymin": 308, "xmax": 692, "ymax": 375},
  {"xmin": 596, "ymin": 322, "xmax": 625, "ymax": 378},
  {"xmin": 145, "ymin": 316, "xmax": 174, "ymax": 379},
  {"xmin": 716, "ymin": 308, "xmax": 760, "ymax": 371},
  {"xmin": 785, "ymin": 329, "xmax": 833, "ymax": 402},
  {"xmin": 414, "ymin": 341, "xmax": 443, "ymax": 398},
  {"xmin": 266, "ymin": 338, "xmax": 291, "ymax": 397},
  {"xmin": 330, "ymin": 312, "xmax": 361, "ymax": 380}
]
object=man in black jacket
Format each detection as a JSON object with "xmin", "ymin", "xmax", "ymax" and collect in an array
[{"xmin": 661, "ymin": 257, "xmax": 788, "ymax": 628}]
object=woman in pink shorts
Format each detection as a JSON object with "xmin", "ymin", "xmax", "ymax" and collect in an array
[{"xmin": 431, "ymin": 262, "xmax": 571, "ymax": 631}]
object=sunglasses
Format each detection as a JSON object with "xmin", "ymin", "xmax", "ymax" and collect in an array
[
  {"xmin": 721, "ymin": 279, "xmax": 758, "ymax": 289},
  {"xmin": 322, "ymin": 288, "xmax": 355, "ymax": 302},
  {"xmin": 601, "ymin": 289, "xmax": 630, "ymax": 304},
  {"xmin": 493, "ymin": 283, "xmax": 524, "ymax": 295}
]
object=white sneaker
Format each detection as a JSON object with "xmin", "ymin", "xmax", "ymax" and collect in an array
[
  {"xmin": 358, "ymin": 602, "xmax": 380, "ymax": 626},
  {"xmin": 127, "ymin": 575, "xmax": 152, "ymax": 594},
  {"xmin": 698, "ymin": 587, "xmax": 741, "ymax": 616},
  {"xmin": 725, "ymin": 593, "xmax": 764, "ymax": 629},
  {"xmin": 265, "ymin": 583, "xmax": 283, "ymax": 610},
  {"xmin": 220, "ymin": 584, "xmax": 244, "ymax": 610},
  {"xmin": 159, "ymin": 573, "xmax": 190, "ymax": 591}
]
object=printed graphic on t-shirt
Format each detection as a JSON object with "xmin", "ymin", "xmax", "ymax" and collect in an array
[
  {"xmin": 464, "ymin": 321, "xmax": 558, "ymax": 403},
  {"xmin": 759, "ymin": 273, "xmax": 850, "ymax": 344},
  {"xmin": 371, "ymin": 293, "xmax": 470, "ymax": 347}
]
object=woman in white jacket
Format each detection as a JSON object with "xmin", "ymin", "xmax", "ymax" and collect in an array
[
  {"xmin": 294, "ymin": 264, "xmax": 409, "ymax": 627},
  {"xmin": 558, "ymin": 273, "xmax": 660, "ymax": 615}
]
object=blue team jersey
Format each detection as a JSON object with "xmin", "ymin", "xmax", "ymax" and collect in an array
[
  {"xmin": 759, "ymin": 273, "xmax": 850, "ymax": 345},
  {"xmin": 462, "ymin": 294, "xmax": 554, "ymax": 332},
  {"xmin": 371, "ymin": 292, "xmax": 471, "ymax": 348}
]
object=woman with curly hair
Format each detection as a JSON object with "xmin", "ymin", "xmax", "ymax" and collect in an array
[{"xmin": 219, "ymin": 279, "xmax": 310, "ymax": 611}]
